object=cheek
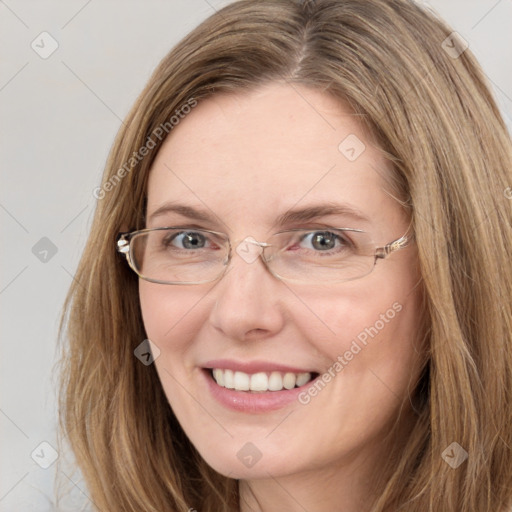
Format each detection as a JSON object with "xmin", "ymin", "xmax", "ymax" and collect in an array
[
  {"xmin": 291, "ymin": 271, "xmax": 423, "ymax": 383},
  {"xmin": 289, "ymin": 282, "xmax": 422, "ymax": 437},
  {"xmin": 294, "ymin": 286, "xmax": 410, "ymax": 348},
  {"xmin": 139, "ymin": 281, "xmax": 210, "ymax": 352}
]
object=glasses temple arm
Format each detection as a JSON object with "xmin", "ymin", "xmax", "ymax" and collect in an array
[
  {"xmin": 116, "ymin": 233, "xmax": 130, "ymax": 254},
  {"xmin": 375, "ymin": 233, "xmax": 414, "ymax": 259}
]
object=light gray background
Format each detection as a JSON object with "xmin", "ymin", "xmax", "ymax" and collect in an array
[{"xmin": 1, "ymin": 0, "xmax": 511, "ymax": 510}]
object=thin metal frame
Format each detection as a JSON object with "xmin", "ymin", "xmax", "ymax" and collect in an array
[{"xmin": 116, "ymin": 226, "xmax": 413, "ymax": 285}]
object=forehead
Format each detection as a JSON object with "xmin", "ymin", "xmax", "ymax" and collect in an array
[{"xmin": 146, "ymin": 83, "xmax": 402, "ymax": 232}]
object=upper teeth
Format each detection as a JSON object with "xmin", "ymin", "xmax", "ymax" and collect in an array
[{"xmin": 212, "ymin": 369, "xmax": 312, "ymax": 392}]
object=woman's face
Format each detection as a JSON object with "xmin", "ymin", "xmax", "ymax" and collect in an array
[{"xmin": 139, "ymin": 83, "xmax": 423, "ymax": 481}]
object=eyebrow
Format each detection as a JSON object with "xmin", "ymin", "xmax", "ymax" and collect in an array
[
  {"xmin": 274, "ymin": 203, "xmax": 370, "ymax": 226},
  {"xmin": 148, "ymin": 202, "xmax": 371, "ymax": 228}
]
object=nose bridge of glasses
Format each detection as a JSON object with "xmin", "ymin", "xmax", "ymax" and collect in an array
[
  {"xmin": 231, "ymin": 235, "xmax": 275, "ymax": 269},
  {"xmin": 237, "ymin": 237, "xmax": 271, "ymax": 248}
]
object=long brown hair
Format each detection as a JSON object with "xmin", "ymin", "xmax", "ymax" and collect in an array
[{"xmin": 58, "ymin": 0, "xmax": 512, "ymax": 510}]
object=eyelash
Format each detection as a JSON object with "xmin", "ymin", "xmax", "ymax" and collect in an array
[
  {"xmin": 163, "ymin": 231, "xmax": 217, "ymax": 250},
  {"xmin": 162, "ymin": 228, "xmax": 356, "ymax": 253},
  {"xmin": 295, "ymin": 231, "xmax": 353, "ymax": 252}
]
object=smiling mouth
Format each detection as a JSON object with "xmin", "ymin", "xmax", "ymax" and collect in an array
[{"xmin": 208, "ymin": 368, "xmax": 318, "ymax": 392}]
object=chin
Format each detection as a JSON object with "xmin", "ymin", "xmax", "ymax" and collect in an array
[{"xmin": 199, "ymin": 447, "xmax": 292, "ymax": 480}]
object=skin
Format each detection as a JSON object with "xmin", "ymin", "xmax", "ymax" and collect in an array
[{"xmin": 139, "ymin": 82, "xmax": 424, "ymax": 512}]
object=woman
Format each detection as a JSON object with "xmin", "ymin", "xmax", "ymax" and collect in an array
[{"xmin": 59, "ymin": 0, "xmax": 512, "ymax": 510}]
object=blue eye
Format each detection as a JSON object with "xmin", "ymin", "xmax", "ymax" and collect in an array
[
  {"xmin": 299, "ymin": 231, "xmax": 350, "ymax": 252},
  {"xmin": 167, "ymin": 231, "xmax": 208, "ymax": 250}
]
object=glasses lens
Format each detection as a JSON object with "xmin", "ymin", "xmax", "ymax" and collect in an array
[
  {"xmin": 131, "ymin": 228, "xmax": 229, "ymax": 284},
  {"xmin": 266, "ymin": 229, "xmax": 376, "ymax": 283}
]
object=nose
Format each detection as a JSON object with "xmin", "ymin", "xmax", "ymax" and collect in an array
[{"xmin": 208, "ymin": 244, "xmax": 286, "ymax": 341}]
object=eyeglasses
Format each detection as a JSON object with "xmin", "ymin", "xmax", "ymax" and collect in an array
[{"xmin": 116, "ymin": 226, "xmax": 413, "ymax": 285}]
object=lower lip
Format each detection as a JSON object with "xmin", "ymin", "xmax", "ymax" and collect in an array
[{"xmin": 203, "ymin": 369, "xmax": 316, "ymax": 413}]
